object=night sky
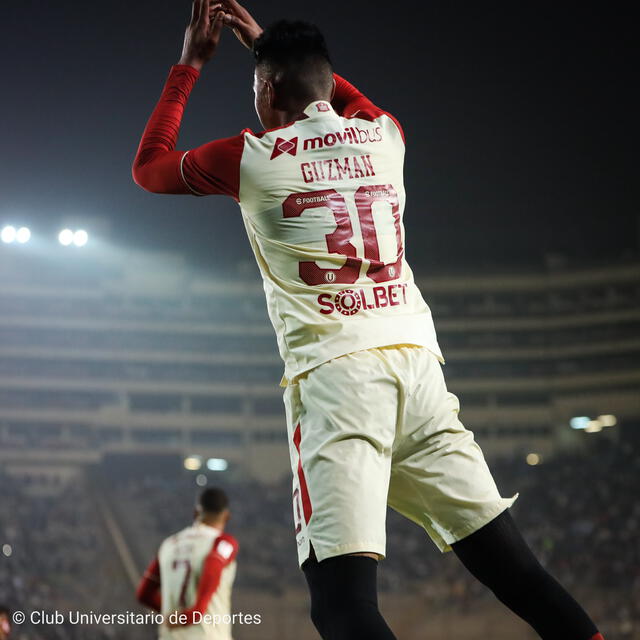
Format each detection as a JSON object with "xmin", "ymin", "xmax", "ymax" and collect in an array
[{"xmin": 2, "ymin": 1, "xmax": 638, "ymax": 273}]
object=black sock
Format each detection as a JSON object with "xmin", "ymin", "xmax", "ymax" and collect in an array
[
  {"xmin": 303, "ymin": 554, "xmax": 397, "ymax": 640},
  {"xmin": 452, "ymin": 509, "xmax": 599, "ymax": 640}
]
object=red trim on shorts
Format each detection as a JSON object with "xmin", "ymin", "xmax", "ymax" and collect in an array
[{"xmin": 293, "ymin": 423, "xmax": 313, "ymax": 524}]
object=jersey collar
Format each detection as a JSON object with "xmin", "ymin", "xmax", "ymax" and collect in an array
[
  {"xmin": 194, "ymin": 521, "xmax": 221, "ymax": 536},
  {"xmin": 303, "ymin": 100, "xmax": 335, "ymax": 118}
]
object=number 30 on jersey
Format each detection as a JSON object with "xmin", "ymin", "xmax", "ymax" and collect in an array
[{"xmin": 282, "ymin": 184, "xmax": 403, "ymax": 286}]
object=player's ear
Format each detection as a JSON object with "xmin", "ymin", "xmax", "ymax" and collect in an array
[{"xmin": 266, "ymin": 79, "xmax": 276, "ymax": 110}]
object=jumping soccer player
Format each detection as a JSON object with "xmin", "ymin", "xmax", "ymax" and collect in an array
[
  {"xmin": 136, "ymin": 488, "xmax": 238, "ymax": 639},
  {"xmin": 132, "ymin": 2, "xmax": 605, "ymax": 638}
]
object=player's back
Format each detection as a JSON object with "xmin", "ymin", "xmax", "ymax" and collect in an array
[
  {"xmin": 158, "ymin": 523, "xmax": 237, "ymax": 639},
  {"xmin": 234, "ymin": 97, "xmax": 442, "ymax": 380}
]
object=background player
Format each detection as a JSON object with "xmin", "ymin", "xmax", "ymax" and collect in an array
[
  {"xmin": 137, "ymin": 488, "xmax": 238, "ymax": 639},
  {"xmin": 132, "ymin": 2, "xmax": 605, "ymax": 638}
]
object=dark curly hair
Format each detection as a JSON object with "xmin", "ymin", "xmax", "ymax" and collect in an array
[
  {"xmin": 199, "ymin": 487, "xmax": 229, "ymax": 515},
  {"xmin": 253, "ymin": 19, "xmax": 332, "ymax": 67},
  {"xmin": 253, "ymin": 20, "xmax": 333, "ymax": 104}
]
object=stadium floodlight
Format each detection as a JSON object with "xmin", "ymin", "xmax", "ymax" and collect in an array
[
  {"xmin": 1, "ymin": 226, "xmax": 17, "ymax": 243},
  {"xmin": 16, "ymin": 226, "xmax": 31, "ymax": 243},
  {"xmin": 73, "ymin": 229, "xmax": 88, "ymax": 247},
  {"xmin": 2, "ymin": 225, "xmax": 32, "ymax": 244},
  {"xmin": 598, "ymin": 414, "xmax": 617, "ymax": 427},
  {"xmin": 2, "ymin": 544, "xmax": 12, "ymax": 557},
  {"xmin": 58, "ymin": 228, "xmax": 74, "ymax": 246},
  {"xmin": 184, "ymin": 455, "xmax": 202, "ymax": 471},
  {"xmin": 206, "ymin": 458, "xmax": 228, "ymax": 472},
  {"xmin": 526, "ymin": 453, "xmax": 541, "ymax": 466},
  {"xmin": 569, "ymin": 416, "xmax": 591, "ymax": 430},
  {"xmin": 59, "ymin": 228, "xmax": 89, "ymax": 247},
  {"xmin": 585, "ymin": 420, "xmax": 603, "ymax": 433}
]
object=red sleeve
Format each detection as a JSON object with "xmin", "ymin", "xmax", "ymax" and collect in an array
[
  {"xmin": 132, "ymin": 65, "xmax": 244, "ymax": 199},
  {"xmin": 178, "ymin": 534, "xmax": 239, "ymax": 626},
  {"xmin": 136, "ymin": 556, "xmax": 162, "ymax": 612},
  {"xmin": 331, "ymin": 73, "xmax": 405, "ymax": 143},
  {"xmin": 180, "ymin": 135, "xmax": 245, "ymax": 200}
]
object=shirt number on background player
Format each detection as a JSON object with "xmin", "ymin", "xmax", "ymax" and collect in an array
[
  {"xmin": 172, "ymin": 559, "xmax": 192, "ymax": 608},
  {"xmin": 282, "ymin": 185, "xmax": 403, "ymax": 285}
]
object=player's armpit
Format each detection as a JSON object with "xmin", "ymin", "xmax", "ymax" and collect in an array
[
  {"xmin": 175, "ymin": 534, "xmax": 239, "ymax": 625},
  {"xmin": 136, "ymin": 556, "xmax": 162, "ymax": 612}
]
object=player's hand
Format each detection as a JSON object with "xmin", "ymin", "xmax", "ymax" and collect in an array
[
  {"xmin": 220, "ymin": 0, "xmax": 263, "ymax": 50},
  {"xmin": 178, "ymin": 0, "xmax": 225, "ymax": 71}
]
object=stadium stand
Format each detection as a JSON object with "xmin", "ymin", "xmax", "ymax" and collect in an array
[
  {"xmin": 2, "ymin": 443, "xmax": 638, "ymax": 639},
  {"xmin": 0, "ymin": 247, "xmax": 638, "ymax": 638}
]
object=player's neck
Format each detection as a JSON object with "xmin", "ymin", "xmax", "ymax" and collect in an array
[
  {"xmin": 272, "ymin": 108, "xmax": 307, "ymax": 128},
  {"xmin": 273, "ymin": 96, "xmax": 329, "ymax": 127},
  {"xmin": 198, "ymin": 516, "xmax": 225, "ymax": 531}
]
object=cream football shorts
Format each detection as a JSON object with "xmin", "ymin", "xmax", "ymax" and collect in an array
[{"xmin": 283, "ymin": 345, "xmax": 519, "ymax": 566}]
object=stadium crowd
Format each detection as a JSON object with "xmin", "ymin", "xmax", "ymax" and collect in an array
[
  {"xmin": 1, "ymin": 438, "xmax": 638, "ymax": 639},
  {"xmin": 0, "ymin": 472, "xmax": 145, "ymax": 640},
  {"xmin": 108, "ymin": 437, "xmax": 639, "ymax": 638}
]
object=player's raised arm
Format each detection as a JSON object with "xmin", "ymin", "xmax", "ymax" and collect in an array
[
  {"xmin": 220, "ymin": 0, "xmax": 263, "ymax": 50},
  {"xmin": 132, "ymin": 1, "xmax": 225, "ymax": 194}
]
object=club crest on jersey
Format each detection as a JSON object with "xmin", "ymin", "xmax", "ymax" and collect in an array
[{"xmin": 271, "ymin": 137, "xmax": 298, "ymax": 160}]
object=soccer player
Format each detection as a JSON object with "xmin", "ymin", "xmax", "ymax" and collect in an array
[
  {"xmin": 132, "ymin": 2, "xmax": 605, "ymax": 638},
  {"xmin": 136, "ymin": 488, "xmax": 238, "ymax": 639},
  {"xmin": 0, "ymin": 605, "xmax": 10, "ymax": 640}
]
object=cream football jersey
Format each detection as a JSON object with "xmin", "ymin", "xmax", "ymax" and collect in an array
[
  {"xmin": 173, "ymin": 70, "xmax": 444, "ymax": 380},
  {"xmin": 158, "ymin": 524, "xmax": 237, "ymax": 640}
]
